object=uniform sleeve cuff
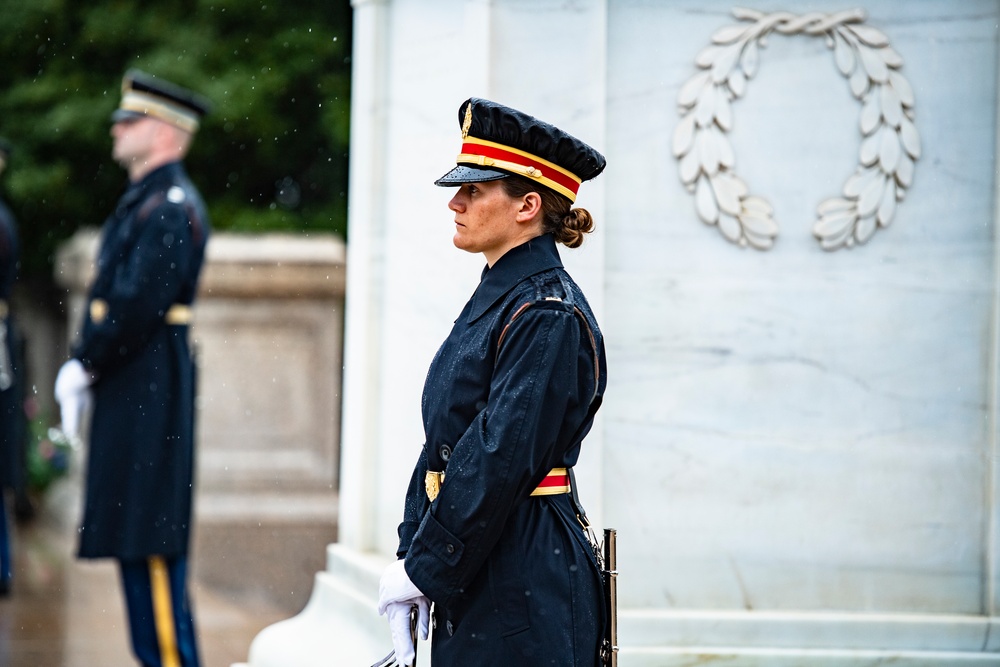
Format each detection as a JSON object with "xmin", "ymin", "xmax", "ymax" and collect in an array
[{"xmin": 405, "ymin": 511, "xmax": 466, "ymax": 602}]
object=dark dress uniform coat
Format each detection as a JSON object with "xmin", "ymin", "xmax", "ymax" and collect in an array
[
  {"xmin": 398, "ymin": 234, "xmax": 608, "ymax": 666},
  {"xmin": 74, "ymin": 161, "xmax": 209, "ymax": 560},
  {"xmin": 0, "ymin": 198, "xmax": 23, "ymax": 492}
]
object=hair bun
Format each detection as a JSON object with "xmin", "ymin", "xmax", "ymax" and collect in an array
[{"xmin": 557, "ymin": 208, "xmax": 595, "ymax": 248}]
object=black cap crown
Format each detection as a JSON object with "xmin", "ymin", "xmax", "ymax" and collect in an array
[
  {"xmin": 112, "ymin": 69, "xmax": 211, "ymax": 133},
  {"xmin": 435, "ymin": 98, "xmax": 605, "ymax": 202}
]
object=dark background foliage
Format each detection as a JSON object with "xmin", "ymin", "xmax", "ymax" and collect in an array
[{"xmin": 0, "ymin": 0, "xmax": 353, "ymax": 282}]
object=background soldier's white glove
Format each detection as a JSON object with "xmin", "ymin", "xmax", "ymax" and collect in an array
[
  {"xmin": 55, "ymin": 359, "xmax": 94, "ymax": 438},
  {"xmin": 55, "ymin": 359, "xmax": 92, "ymax": 400},
  {"xmin": 378, "ymin": 559, "xmax": 430, "ymax": 666}
]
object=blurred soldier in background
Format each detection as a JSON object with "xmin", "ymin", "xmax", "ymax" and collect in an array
[
  {"xmin": 0, "ymin": 138, "xmax": 23, "ymax": 598},
  {"xmin": 54, "ymin": 70, "xmax": 211, "ymax": 667}
]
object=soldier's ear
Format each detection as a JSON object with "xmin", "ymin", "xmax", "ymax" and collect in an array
[{"xmin": 515, "ymin": 191, "xmax": 542, "ymax": 224}]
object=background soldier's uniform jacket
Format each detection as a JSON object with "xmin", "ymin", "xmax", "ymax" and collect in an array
[
  {"xmin": 74, "ymin": 161, "xmax": 210, "ymax": 560},
  {"xmin": 397, "ymin": 233, "xmax": 608, "ymax": 666},
  {"xmin": 0, "ymin": 197, "xmax": 24, "ymax": 494}
]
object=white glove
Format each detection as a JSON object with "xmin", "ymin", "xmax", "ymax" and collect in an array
[
  {"xmin": 384, "ymin": 600, "xmax": 429, "ymax": 666},
  {"xmin": 58, "ymin": 387, "xmax": 92, "ymax": 440},
  {"xmin": 55, "ymin": 359, "xmax": 94, "ymax": 439},
  {"xmin": 378, "ymin": 559, "xmax": 430, "ymax": 666},
  {"xmin": 55, "ymin": 359, "xmax": 93, "ymax": 403}
]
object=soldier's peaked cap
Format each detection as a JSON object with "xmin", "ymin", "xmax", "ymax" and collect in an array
[
  {"xmin": 112, "ymin": 69, "xmax": 211, "ymax": 133},
  {"xmin": 434, "ymin": 98, "xmax": 606, "ymax": 203}
]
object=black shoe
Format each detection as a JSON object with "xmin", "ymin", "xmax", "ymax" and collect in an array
[{"xmin": 0, "ymin": 579, "xmax": 10, "ymax": 597}]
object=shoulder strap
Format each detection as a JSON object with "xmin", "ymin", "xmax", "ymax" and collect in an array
[
  {"xmin": 136, "ymin": 191, "xmax": 167, "ymax": 223},
  {"xmin": 136, "ymin": 187, "xmax": 206, "ymax": 245},
  {"xmin": 496, "ymin": 274, "xmax": 599, "ymax": 393},
  {"xmin": 495, "ymin": 274, "xmax": 603, "ymax": 527}
]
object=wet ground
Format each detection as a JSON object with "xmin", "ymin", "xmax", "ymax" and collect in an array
[{"xmin": 0, "ymin": 501, "xmax": 289, "ymax": 667}]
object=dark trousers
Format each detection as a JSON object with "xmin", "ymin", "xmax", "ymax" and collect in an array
[
  {"xmin": 119, "ymin": 555, "xmax": 200, "ymax": 667},
  {"xmin": 0, "ymin": 490, "xmax": 11, "ymax": 585},
  {"xmin": 0, "ymin": 486, "xmax": 14, "ymax": 591}
]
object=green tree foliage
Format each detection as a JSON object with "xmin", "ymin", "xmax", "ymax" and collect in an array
[{"xmin": 0, "ymin": 0, "xmax": 352, "ymax": 280}]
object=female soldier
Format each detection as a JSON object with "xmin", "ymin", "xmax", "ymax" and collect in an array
[{"xmin": 378, "ymin": 98, "xmax": 608, "ymax": 666}]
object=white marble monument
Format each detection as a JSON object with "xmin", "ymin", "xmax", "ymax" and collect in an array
[{"xmin": 239, "ymin": 1, "xmax": 1000, "ymax": 664}]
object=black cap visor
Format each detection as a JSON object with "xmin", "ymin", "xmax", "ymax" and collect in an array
[
  {"xmin": 111, "ymin": 108, "xmax": 146, "ymax": 124},
  {"xmin": 434, "ymin": 164, "xmax": 511, "ymax": 187}
]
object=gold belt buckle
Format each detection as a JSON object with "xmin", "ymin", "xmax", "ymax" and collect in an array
[
  {"xmin": 425, "ymin": 471, "xmax": 445, "ymax": 502},
  {"xmin": 89, "ymin": 298, "xmax": 109, "ymax": 323},
  {"xmin": 165, "ymin": 304, "xmax": 193, "ymax": 324}
]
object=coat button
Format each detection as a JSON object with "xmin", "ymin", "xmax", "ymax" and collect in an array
[
  {"xmin": 446, "ymin": 620, "xmax": 454, "ymax": 636},
  {"xmin": 439, "ymin": 444, "xmax": 451, "ymax": 462},
  {"xmin": 446, "ymin": 543, "xmax": 455, "ymax": 554}
]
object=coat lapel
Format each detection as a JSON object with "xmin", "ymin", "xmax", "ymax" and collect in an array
[{"xmin": 466, "ymin": 234, "xmax": 563, "ymax": 323}]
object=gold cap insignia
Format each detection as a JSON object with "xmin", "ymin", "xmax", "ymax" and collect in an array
[{"xmin": 461, "ymin": 102, "xmax": 473, "ymax": 139}]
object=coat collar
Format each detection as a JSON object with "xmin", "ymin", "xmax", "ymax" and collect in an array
[
  {"xmin": 120, "ymin": 161, "xmax": 186, "ymax": 208},
  {"xmin": 467, "ymin": 234, "xmax": 563, "ymax": 322}
]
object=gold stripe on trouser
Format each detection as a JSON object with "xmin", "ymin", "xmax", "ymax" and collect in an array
[{"xmin": 149, "ymin": 556, "xmax": 181, "ymax": 667}]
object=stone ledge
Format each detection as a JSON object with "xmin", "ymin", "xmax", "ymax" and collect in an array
[
  {"xmin": 239, "ymin": 546, "xmax": 394, "ymax": 667},
  {"xmin": 54, "ymin": 228, "xmax": 347, "ymax": 619},
  {"xmin": 621, "ymin": 608, "xmax": 1000, "ymax": 653},
  {"xmin": 620, "ymin": 647, "xmax": 1000, "ymax": 666},
  {"xmin": 54, "ymin": 229, "xmax": 346, "ymax": 298},
  {"xmin": 192, "ymin": 498, "xmax": 339, "ymax": 615},
  {"xmin": 197, "ymin": 492, "xmax": 339, "ymax": 522}
]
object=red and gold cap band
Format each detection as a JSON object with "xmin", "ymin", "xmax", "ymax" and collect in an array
[{"xmin": 457, "ymin": 136, "xmax": 582, "ymax": 202}]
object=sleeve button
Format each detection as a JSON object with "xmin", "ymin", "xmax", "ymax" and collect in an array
[{"xmin": 446, "ymin": 543, "xmax": 455, "ymax": 554}]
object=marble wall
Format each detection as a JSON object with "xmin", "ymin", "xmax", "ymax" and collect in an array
[{"xmin": 607, "ymin": 0, "xmax": 996, "ymax": 614}]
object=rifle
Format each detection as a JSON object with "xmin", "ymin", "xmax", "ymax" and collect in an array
[
  {"xmin": 568, "ymin": 469, "xmax": 618, "ymax": 666},
  {"xmin": 369, "ymin": 604, "xmax": 419, "ymax": 667},
  {"xmin": 600, "ymin": 528, "xmax": 619, "ymax": 667}
]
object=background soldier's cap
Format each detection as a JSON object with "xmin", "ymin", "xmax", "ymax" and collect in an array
[
  {"xmin": 111, "ymin": 69, "xmax": 212, "ymax": 134},
  {"xmin": 434, "ymin": 97, "xmax": 606, "ymax": 203}
]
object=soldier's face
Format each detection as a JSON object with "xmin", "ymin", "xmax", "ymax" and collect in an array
[
  {"xmin": 111, "ymin": 116, "xmax": 157, "ymax": 169},
  {"xmin": 448, "ymin": 180, "xmax": 525, "ymax": 263}
]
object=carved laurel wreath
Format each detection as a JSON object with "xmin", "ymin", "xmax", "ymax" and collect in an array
[{"xmin": 674, "ymin": 8, "xmax": 920, "ymax": 250}]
